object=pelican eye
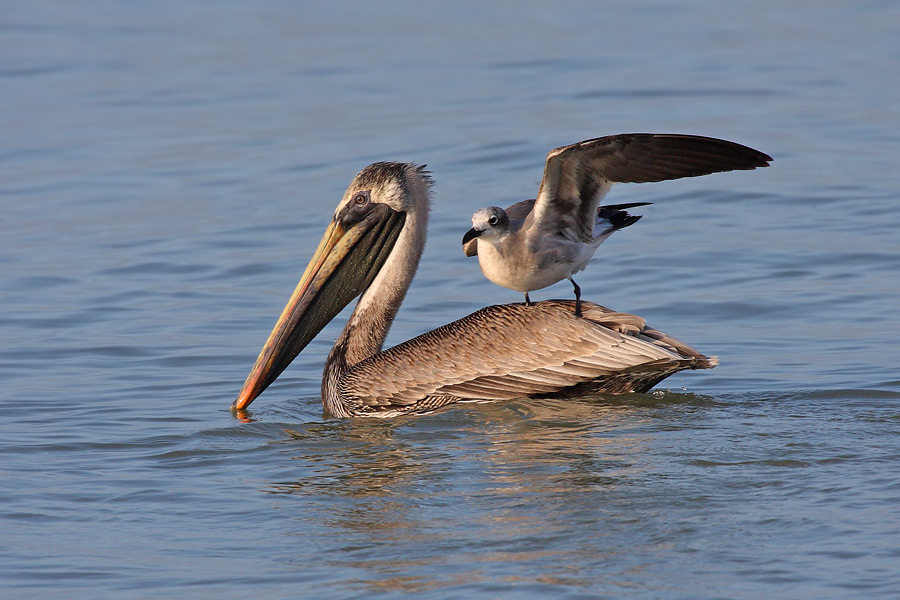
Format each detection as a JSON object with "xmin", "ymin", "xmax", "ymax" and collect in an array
[
  {"xmin": 488, "ymin": 215, "xmax": 499, "ymax": 226},
  {"xmin": 353, "ymin": 191, "xmax": 370, "ymax": 206}
]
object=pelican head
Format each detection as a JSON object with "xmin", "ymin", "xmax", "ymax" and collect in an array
[
  {"xmin": 462, "ymin": 206, "xmax": 510, "ymax": 257},
  {"xmin": 233, "ymin": 162, "xmax": 431, "ymax": 411}
]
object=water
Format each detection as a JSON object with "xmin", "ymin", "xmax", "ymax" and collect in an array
[{"xmin": 2, "ymin": 1, "xmax": 899, "ymax": 597}]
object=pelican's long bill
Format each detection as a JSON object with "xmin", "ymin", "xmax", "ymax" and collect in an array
[{"xmin": 232, "ymin": 203, "xmax": 406, "ymax": 410}]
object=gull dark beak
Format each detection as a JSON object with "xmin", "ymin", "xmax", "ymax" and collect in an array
[{"xmin": 461, "ymin": 227, "xmax": 482, "ymax": 257}]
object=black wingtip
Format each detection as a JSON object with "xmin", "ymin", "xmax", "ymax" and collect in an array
[{"xmin": 599, "ymin": 205, "xmax": 645, "ymax": 230}]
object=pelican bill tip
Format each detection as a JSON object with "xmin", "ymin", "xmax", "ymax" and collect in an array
[{"xmin": 231, "ymin": 389, "xmax": 256, "ymax": 412}]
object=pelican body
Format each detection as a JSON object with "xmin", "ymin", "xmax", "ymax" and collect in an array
[
  {"xmin": 232, "ymin": 160, "xmax": 729, "ymax": 418},
  {"xmin": 462, "ymin": 134, "xmax": 772, "ymax": 315}
]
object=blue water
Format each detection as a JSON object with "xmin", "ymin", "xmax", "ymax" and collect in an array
[{"xmin": 2, "ymin": 1, "xmax": 899, "ymax": 598}]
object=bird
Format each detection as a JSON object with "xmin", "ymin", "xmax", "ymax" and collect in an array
[
  {"xmin": 232, "ymin": 161, "xmax": 725, "ymax": 418},
  {"xmin": 462, "ymin": 133, "xmax": 772, "ymax": 316},
  {"xmin": 464, "ymin": 200, "xmax": 651, "ymax": 310}
]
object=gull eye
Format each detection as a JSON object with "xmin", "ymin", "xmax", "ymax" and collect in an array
[
  {"xmin": 353, "ymin": 191, "xmax": 370, "ymax": 206},
  {"xmin": 488, "ymin": 215, "xmax": 498, "ymax": 226}
]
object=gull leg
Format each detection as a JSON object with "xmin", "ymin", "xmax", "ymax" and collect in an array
[
  {"xmin": 524, "ymin": 292, "xmax": 532, "ymax": 306},
  {"xmin": 568, "ymin": 277, "xmax": 582, "ymax": 317}
]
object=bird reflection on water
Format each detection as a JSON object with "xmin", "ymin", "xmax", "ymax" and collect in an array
[{"xmin": 257, "ymin": 392, "xmax": 713, "ymax": 593}]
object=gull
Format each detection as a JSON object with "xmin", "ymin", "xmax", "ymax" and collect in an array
[{"xmin": 462, "ymin": 133, "xmax": 772, "ymax": 316}]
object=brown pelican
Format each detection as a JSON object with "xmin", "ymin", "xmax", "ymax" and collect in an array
[
  {"xmin": 462, "ymin": 134, "xmax": 772, "ymax": 316},
  {"xmin": 233, "ymin": 161, "xmax": 725, "ymax": 418}
]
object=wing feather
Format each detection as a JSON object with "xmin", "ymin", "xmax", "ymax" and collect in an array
[
  {"xmin": 339, "ymin": 300, "xmax": 715, "ymax": 409},
  {"xmin": 532, "ymin": 133, "xmax": 772, "ymax": 242}
]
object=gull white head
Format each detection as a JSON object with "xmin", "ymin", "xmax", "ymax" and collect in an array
[
  {"xmin": 471, "ymin": 206, "xmax": 509, "ymax": 234},
  {"xmin": 462, "ymin": 206, "xmax": 510, "ymax": 257}
]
